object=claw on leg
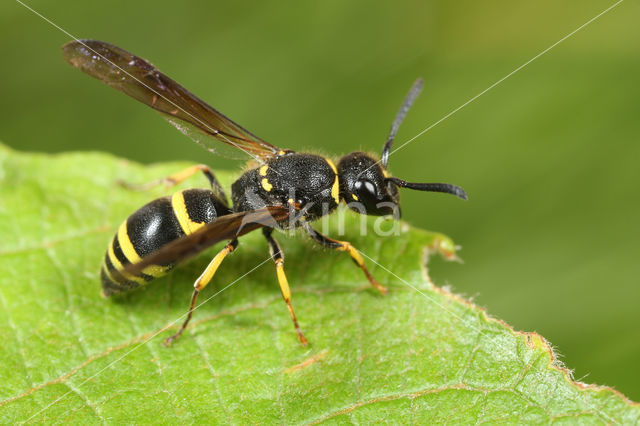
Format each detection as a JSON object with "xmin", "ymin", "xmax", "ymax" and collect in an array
[{"xmin": 164, "ymin": 239, "xmax": 237, "ymax": 346}]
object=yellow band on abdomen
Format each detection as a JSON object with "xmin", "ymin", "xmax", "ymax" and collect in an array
[{"xmin": 171, "ymin": 191, "xmax": 206, "ymax": 234}]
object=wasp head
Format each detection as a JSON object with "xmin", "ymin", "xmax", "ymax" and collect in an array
[{"xmin": 337, "ymin": 78, "xmax": 467, "ymax": 218}]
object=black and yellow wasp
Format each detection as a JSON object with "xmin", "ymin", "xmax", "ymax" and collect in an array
[{"xmin": 62, "ymin": 39, "xmax": 467, "ymax": 346}]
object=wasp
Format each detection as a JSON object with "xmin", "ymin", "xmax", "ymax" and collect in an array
[{"xmin": 62, "ymin": 40, "xmax": 467, "ymax": 346}]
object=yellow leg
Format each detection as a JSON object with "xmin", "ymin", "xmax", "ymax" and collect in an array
[
  {"xmin": 120, "ymin": 164, "xmax": 217, "ymax": 191},
  {"xmin": 276, "ymin": 259, "xmax": 308, "ymax": 345},
  {"xmin": 263, "ymin": 228, "xmax": 308, "ymax": 345},
  {"xmin": 335, "ymin": 241, "xmax": 387, "ymax": 294},
  {"xmin": 164, "ymin": 239, "xmax": 238, "ymax": 346},
  {"xmin": 303, "ymin": 223, "xmax": 387, "ymax": 294}
]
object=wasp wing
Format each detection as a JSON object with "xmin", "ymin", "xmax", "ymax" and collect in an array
[
  {"xmin": 122, "ymin": 206, "xmax": 289, "ymax": 276},
  {"xmin": 62, "ymin": 39, "xmax": 280, "ymax": 161}
]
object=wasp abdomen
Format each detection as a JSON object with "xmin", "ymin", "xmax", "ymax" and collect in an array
[{"xmin": 101, "ymin": 188, "xmax": 231, "ymax": 297}]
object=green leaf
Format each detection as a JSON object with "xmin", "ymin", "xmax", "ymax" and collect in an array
[{"xmin": 0, "ymin": 143, "xmax": 638, "ymax": 424}]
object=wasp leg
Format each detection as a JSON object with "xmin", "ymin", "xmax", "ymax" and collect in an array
[
  {"xmin": 164, "ymin": 239, "xmax": 238, "ymax": 346},
  {"xmin": 263, "ymin": 228, "xmax": 308, "ymax": 346},
  {"xmin": 119, "ymin": 164, "xmax": 221, "ymax": 192},
  {"xmin": 303, "ymin": 223, "xmax": 387, "ymax": 295}
]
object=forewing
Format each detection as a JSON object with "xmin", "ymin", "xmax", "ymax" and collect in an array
[
  {"xmin": 122, "ymin": 206, "xmax": 289, "ymax": 276},
  {"xmin": 62, "ymin": 39, "xmax": 280, "ymax": 161}
]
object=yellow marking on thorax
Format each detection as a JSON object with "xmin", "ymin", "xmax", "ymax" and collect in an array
[
  {"xmin": 259, "ymin": 165, "xmax": 273, "ymax": 191},
  {"xmin": 107, "ymin": 235, "xmax": 145, "ymax": 284},
  {"xmin": 325, "ymin": 158, "xmax": 340, "ymax": 204},
  {"xmin": 261, "ymin": 178, "xmax": 273, "ymax": 192},
  {"xmin": 352, "ymin": 194, "xmax": 359, "ymax": 201},
  {"xmin": 171, "ymin": 191, "xmax": 206, "ymax": 234},
  {"xmin": 325, "ymin": 157, "xmax": 338, "ymax": 174},
  {"xmin": 382, "ymin": 169, "xmax": 391, "ymax": 178}
]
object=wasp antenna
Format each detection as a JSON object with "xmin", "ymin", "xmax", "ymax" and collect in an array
[
  {"xmin": 386, "ymin": 177, "xmax": 468, "ymax": 200},
  {"xmin": 381, "ymin": 78, "xmax": 424, "ymax": 168}
]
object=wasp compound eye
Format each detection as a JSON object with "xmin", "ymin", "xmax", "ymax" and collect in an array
[
  {"xmin": 352, "ymin": 179, "xmax": 398, "ymax": 216},
  {"xmin": 354, "ymin": 179, "xmax": 376, "ymax": 197}
]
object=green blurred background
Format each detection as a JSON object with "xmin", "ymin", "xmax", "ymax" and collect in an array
[{"xmin": 2, "ymin": 0, "xmax": 639, "ymax": 400}]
